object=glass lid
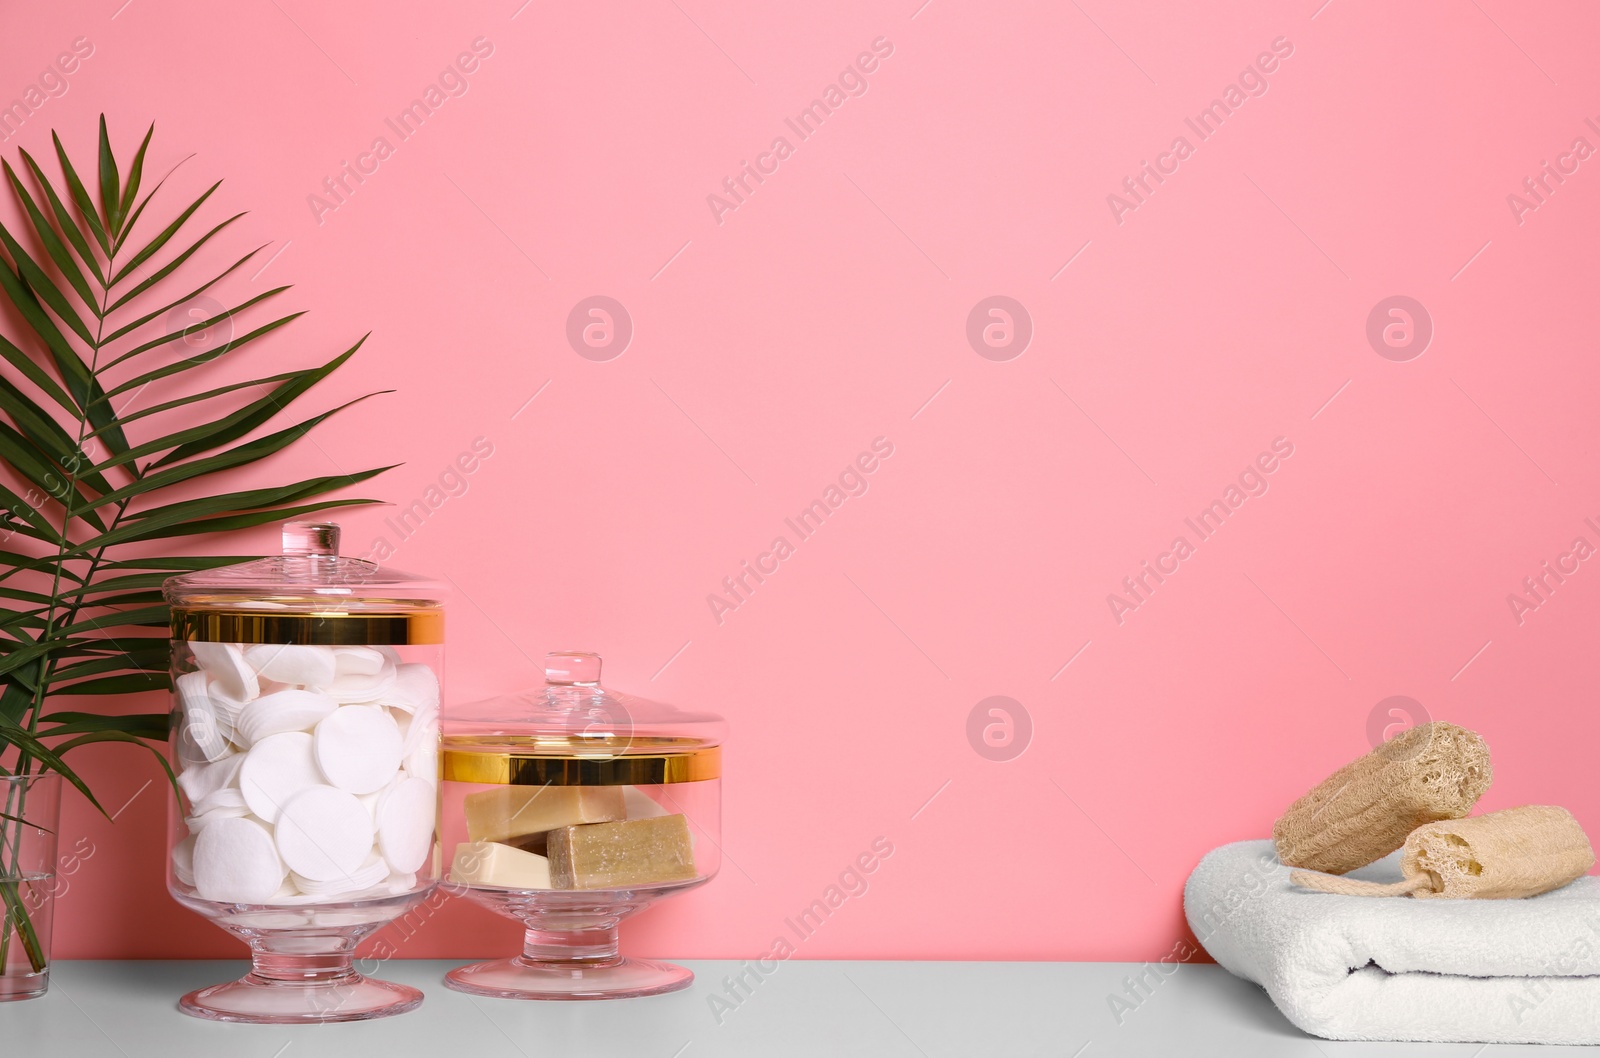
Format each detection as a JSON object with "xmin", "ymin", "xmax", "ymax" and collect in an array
[
  {"xmin": 164, "ymin": 522, "xmax": 444, "ymax": 611},
  {"xmin": 446, "ymin": 651, "xmax": 725, "ymax": 752},
  {"xmin": 164, "ymin": 522, "xmax": 444, "ymax": 645}
]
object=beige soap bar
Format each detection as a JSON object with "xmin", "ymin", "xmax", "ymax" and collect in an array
[
  {"xmin": 449, "ymin": 840, "xmax": 552, "ymax": 889},
  {"xmin": 463, "ymin": 785, "xmax": 625, "ymax": 843},
  {"xmin": 547, "ymin": 814, "xmax": 697, "ymax": 889},
  {"xmin": 623, "ymin": 785, "xmax": 670, "ymax": 819}
]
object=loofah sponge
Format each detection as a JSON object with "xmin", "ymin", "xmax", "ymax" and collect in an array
[
  {"xmin": 1290, "ymin": 805, "xmax": 1595, "ymax": 899},
  {"xmin": 1273, "ymin": 721, "xmax": 1493, "ymax": 874}
]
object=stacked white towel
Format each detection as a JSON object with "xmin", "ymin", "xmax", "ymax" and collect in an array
[{"xmin": 1185, "ymin": 839, "xmax": 1600, "ymax": 1044}]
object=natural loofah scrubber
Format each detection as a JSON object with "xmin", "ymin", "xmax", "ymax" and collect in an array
[
  {"xmin": 1273, "ymin": 721, "xmax": 1493, "ymax": 874},
  {"xmin": 1290, "ymin": 805, "xmax": 1595, "ymax": 899}
]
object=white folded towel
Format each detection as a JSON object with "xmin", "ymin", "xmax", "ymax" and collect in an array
[{"xmin": 1184, "ymin": 839, "xmax": 1600, "ymax": 1044}]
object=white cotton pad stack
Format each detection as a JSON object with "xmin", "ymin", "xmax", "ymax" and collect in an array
[{"xmin": 174, "ymin": 642, "xmax": 440, "ymax": 906}]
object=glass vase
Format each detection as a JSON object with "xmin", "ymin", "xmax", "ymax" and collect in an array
[{"xmin": 0, "ymin": 772, "xmax": 62, "ymax": 1002}]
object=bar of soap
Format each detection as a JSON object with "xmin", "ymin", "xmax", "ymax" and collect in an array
[
  {"xmin": 449, "ymin": 840, "xmax": 552, "ymax": 889},
  {"xmin": 506, "ymin": 832, "xmax": 549, "ymax": 856},
  {"xmin": 463, "ymin": 785, "xmax": 625, "ymax": 843},
  {"xmin": 547, "ymin": 814, "xmax": 697, "ymax": 889},
  {"xmin": 623, "ymin": 785, "xmax": 670, "ymax": 820}
]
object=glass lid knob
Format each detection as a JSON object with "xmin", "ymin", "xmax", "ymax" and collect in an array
[
  {"xmin": 545, "ymin": 652, "xmax": 602, "ymax": 686},
  {"xmin": 282, "ymin": 521, "xmax": 341, "ymax": 557}
]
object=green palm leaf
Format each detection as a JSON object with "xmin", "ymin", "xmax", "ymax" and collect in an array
[
  {"xmin": 17, "ymin": 147, "xmax": 107, "ymax": 287},
  {"xmin": 0, "ymin": 116, "xmax": 393, "ymax": 973}
]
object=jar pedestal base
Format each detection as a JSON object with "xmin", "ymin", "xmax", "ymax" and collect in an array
[
  {"xmin": 179, "ymin": 951, "xmax": 422, "ymax": 1023},
  {"xmin": 444, "ymin": 955, "xmax": 693, "ymax": 1000}
]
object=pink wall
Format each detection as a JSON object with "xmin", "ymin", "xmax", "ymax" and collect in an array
[{"xmin": 3, "ymin": 0, "xmax": 1598, "ymax": 962}]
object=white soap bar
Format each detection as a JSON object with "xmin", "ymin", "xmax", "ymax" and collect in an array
[
  {"xmin": 275, "ymin": 785, "xmax": 374, "ymax": 882},
  {"xmin": 189, "ymin": 642, "xmax": 259, "ymax": 702},
  {"xmin": 234, "ymin": 688, "xmax": 337, "ymax": 745},
  {"xmin": 193, "ymin": 816, "xmax": 284, "ymax": 903},
  {"xmin": 376, "ymin": 777, "xmax": 435, "ymax": 874},
  {"xmin": 239, "ymin": 731, "xmax": 326, "ymax": 824},
  {"xmin": 176, "ymin": 671, "xmax": 234, "ymax": 762},
  {"xmin": 245, "ymin": 643, "xmax": 336, "ymax": 688},
  {"xmin": 450, "ymin": 841, "xmax": 552, "ymax": 889},
  {"xmin": 314, "ymin": 705, "xmax": 402, "ymax": 795}
]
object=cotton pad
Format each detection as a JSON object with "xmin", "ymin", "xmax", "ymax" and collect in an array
[
  {"xmin": 334, "ymin": 646, "xmax": 387, "ymax": 677},
  {"xmin": 396, "ymin": 701, "xmax": 437, "ymax": 757},
  {"xmin": 205, "ymin": 679, "xmax": 249, "ymax": 728},
  {"xmin": 239, "ymin": 731, "xmax": 325, "ymax": 824},
  {"xmin": 177, "ymin": 752, "xmax": 245, "ymax": 806},
  {"xmin": 193, "ymin": 816, "xmax": 285, "ymax": 903},
  {"xmin": 385, "ymin": 663, "xmax": 440, "ymax": 713},
  {"xmin": 245, "ymin": 644, "xmax": 336, "ymax": 688},
  {"xmin": 327, "ymin": 666, "xmax": 397, "ymax": 704},
  {"xmin": 292, "ymin": 854, "xmax": 389, "ymax": 898},
  {"xmin": 404, "ymin": 738, "xmax": 438, "ymax": 785},
  {"xmin": 192, "ymin": 787, "xmax": 248, "ymax": 815},
  {"xmin": 184, "ymin": 805, "xmax": 249, "ymax": 831},
  {"xmin": 176, "ymin": 670, "xmax": 234, "ymax": 762},
  {"xmin": 275, "ymin": 785, "xmax": 374, "ymax": 882},
  {"xmin": 234, "ymin": 688, "xmax": 337, "ymax": 745},
  {"xmin": 171, "ymin": 835, "xmax": 196, "ymax": 887},
  {"xmin": 376, "ymin": 777, "xmax": 435, "ymax": 874},
  {"xmin": 189, "ymin": 642, "xmax": 258, "ymax": 702},
  {"xmin": 385, "ymin": 871, "xmax": 418, "ymax": 895},
  {"xmin": 314, "ymin": 706, "xmax": 403, "ymax": 795}
]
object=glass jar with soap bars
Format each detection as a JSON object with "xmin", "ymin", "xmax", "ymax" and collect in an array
[
  {"xmin": 162, "ymin": 522, "xmax": 443, "ymax": 1023},
  {"xmin": 440, "ymin": 651, "xmax": 723, "ymax": 1000}
]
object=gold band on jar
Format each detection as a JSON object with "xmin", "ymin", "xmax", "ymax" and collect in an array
[
  {"xmin": 172, "ymin": 606, "xmax": 444, "ymax": 645},
  {"xmin": 441, "ymin": 739, "xmax": 721, "ymax": 786}
]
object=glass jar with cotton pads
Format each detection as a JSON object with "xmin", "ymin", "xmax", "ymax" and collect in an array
[
  {"xmin": 162, "ymin": 521, "xmax": 443, "ymax": 1023},
  {"xmin": 440, "ymin": 651, "xmax": 723, "ymax": 999}
]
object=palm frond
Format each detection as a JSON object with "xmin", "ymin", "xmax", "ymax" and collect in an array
[{"xmin": 0, "ymin": 117, "xmax": 391, "ymax": 970}]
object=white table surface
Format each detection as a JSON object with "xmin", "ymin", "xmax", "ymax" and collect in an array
[{"xmin": 5, "ymin": 960, "xmax": 1596, "ymax": 1056}]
